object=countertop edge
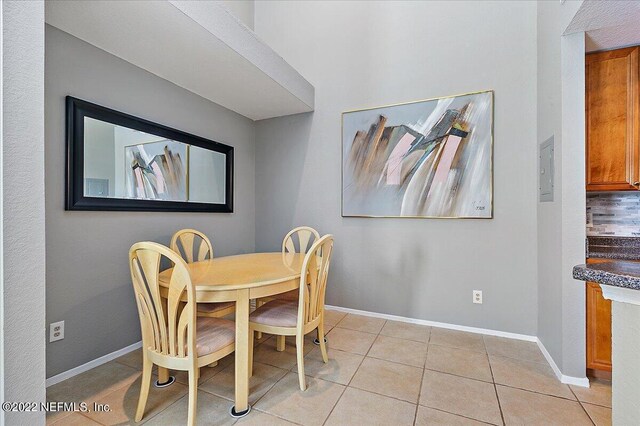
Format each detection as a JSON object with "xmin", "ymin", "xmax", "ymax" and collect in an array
[{"xmin": 573, "ymin": 264, "xmax": 640, "ymax": 291}]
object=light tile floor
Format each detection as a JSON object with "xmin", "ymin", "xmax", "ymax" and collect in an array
[{"xmin": 47, "ymin": 311, "xmax": 611, "ymax": 425}]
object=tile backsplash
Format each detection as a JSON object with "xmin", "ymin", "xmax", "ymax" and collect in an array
[{"xmin": 587, "ymin": 192, "xmax": 640, "ymax": 237}]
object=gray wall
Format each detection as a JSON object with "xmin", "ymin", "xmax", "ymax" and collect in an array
[
  {"xmin": 536, "ymin": 0, "xmax": 566, "ymax": 376},
  {"xmin": 536, "ymin": 0, "xmax": 587, "ymax": 379},
  {"xmin": 45, "ymin": 26, "xmax": 256, "ymax": 377},
  {"xmin": 254, "ymin": 1, "xmax": 539, "ymax": 335},
  {"xmin": 3, "ymin": 1, "xmax": 47, "ymax": 423}
]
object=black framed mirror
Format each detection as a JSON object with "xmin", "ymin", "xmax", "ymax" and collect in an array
[{"xmin": 66, "ymin": 96, "xmax": 233, "ymax": 212}]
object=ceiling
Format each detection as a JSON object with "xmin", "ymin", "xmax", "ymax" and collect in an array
[
  {"xmin": 564, "ymin": 0, "xmax": 640, "ymax": 52},
  {"xmin": 45, "ymin": 0, "xmax": 314, "ymax": 121}
]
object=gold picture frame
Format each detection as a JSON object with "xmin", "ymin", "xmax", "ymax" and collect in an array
[{"xmin": 341, "ymin": 90, "xmax": 495, "ymax": 219}]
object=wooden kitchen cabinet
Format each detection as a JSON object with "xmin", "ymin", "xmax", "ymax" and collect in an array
[
  {"xmin": 586, "ymin": 257, "xmax": 612, "ymax": 373},
  {"xmin": 585, "ymin": 258, "xmax": 640, "ymax": 375},
  {"xmin": 586, "ymin": 46, "xmax": 640, "ymax": 191}
]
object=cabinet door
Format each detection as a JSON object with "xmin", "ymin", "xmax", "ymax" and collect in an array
[
  {"xmin": 586, "ymin": 47, "xmax": 639, "ymax": 191},
  {"xmin": 586, "ymin": 278, "xmax": 612, "ymax": 372}
]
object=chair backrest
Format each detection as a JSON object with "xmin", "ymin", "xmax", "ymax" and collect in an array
[
  {"xmin": 129, "ymin": 242, "xmax": 196, "ymax": 359},
  {"xmin": 298, "ymin": 234, "xmax": 334, "ymax": 327},
  {"xmin": 170, "ymin": 229, "xmax": 213, "ymax": 263},
  {"xmin": 282, "ymin": 227, "xmax": 320, "ymax": 262}
]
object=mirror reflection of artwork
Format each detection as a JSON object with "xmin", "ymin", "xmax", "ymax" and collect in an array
[
  {"xmin": 342, "ymin": 90, "xmax": 493, "ymax": 218},
  {"xmin": 69, "ymin": 97, "xmax": 233, "ymax": 212},
  {"xmin": 124, "ymin": 141, "xmax": 187, "ymax": 201}
]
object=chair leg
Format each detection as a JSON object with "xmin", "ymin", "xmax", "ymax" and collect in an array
[
  {"xmin": 296, "ymin": 333, "xmax": 306, "ymax": 391},
  {"xmin": 135, "ymin": 355, "xmax": 153, "ymax": 422},
  {"xmin": 276, "ymin": 335, "xmax": 286, "ymax": 352},
  {"xmin": 248, "ymin": 327, "xmax": 254, "ymax": 377},
  {"xmin": 187, "ymin": 368, "xmax": 198, "ymax": 426},
  {"xmin": 318, "ymin": 322, "xmax": 328, "ymax": 364},
  {"xmin": 255, "ymin": 300, "xmax": 263, "ymax": 340}
]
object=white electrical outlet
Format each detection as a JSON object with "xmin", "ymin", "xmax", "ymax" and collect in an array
[
  {"xmin": 50, "ymin": 321, "xmax": 65, "ymax": 342},
  {"xmin": 473, "ymin": 290, "xmax": 483, "ymax": 304}
]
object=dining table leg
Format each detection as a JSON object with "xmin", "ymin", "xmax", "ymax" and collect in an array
[
  {"xmin": 230, "ymin": 288, "xmax": 251, "ymax": 418},
  {"xmin": 154, "ymin": 367, "xmax": 175, "ymax": 388}
]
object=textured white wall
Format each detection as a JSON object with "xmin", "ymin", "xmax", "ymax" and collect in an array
[
  {"xmin": 221, "ymin": 0, "xmax": 254, "ymax": 30},
  {"xmin": 612, "ymin": 302, "xmax": 640, "ymax": 423},
  {"xmin": 254, "ymin": 1, "xmax": 539, "ymax": 335},
  {"xmin": 2, "ymin": 1, "xmax": 47, "ymax": 424}
]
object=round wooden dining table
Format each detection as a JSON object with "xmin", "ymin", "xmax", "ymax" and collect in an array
[{"xmin": 158, "ymin": 252, "xmax": 305, "ymax": 417}]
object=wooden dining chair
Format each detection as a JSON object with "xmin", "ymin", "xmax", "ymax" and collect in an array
[
  {"xmin": 255, "ymin": 226, "xmax": 320, "ymax": 342},
  {"xmin": 248, "ymin": 234, "xmax": 334, "ymax": 391},
  {"xmin": 170, "ymin": 229, "xmax": 235, "ymax": 319},
  {"xmin": 129, "ymin": 242, "xmax": 235, "ymax": 426}
]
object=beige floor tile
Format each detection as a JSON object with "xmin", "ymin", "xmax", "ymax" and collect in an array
[
  {"xmin": 325, "ymin": 387, "xmax": 415, "ymax": 426},
  {"xmin": 570, "ymin": 379, "xmax": 611, "ymax": 408},
  {"xmin": 252, "ymin": 334, "xmax": 313, "ymax": 370},
  {"xmin": 497, "ymin": 385, "xmax": 592, "ymax": 425},
  {"xmin": 429, "ymin": 328, "xmax": 486, "ymax": 353},
  {"xmin": 298, "ymin": 346, "xmax": 364, "ymax": 385},
  {"xmin": 48, "ymin": 412, "xmax": 102, "ymax": 426},
  {"xmin": 350, "ymin": 357, "xmax": 422, "ymax": 403},
  {"xmin": 583, "ymin": 402, "xmax": 612, "ymax": 426},
  {"xmin": 419, "ymin": 370, "xmax": 502, "ymax": 425},
  {"xmin": 323, "ymin": 309, "xmax": 347, "ymax": 326},
  {"xmin": 368, "ymin": 334, "xmax": 428, "ymax": 367},
  {"xmin": 415, "ymin": 406, "xmax": 487, "ymax": 425},
  {"xmin": 284, "ymin": 332, "xmax": 322, "ymax": 349},
  {"xmin": 490, "ymin": 355, "xmax": 574, "ymax": 399},
  {"xmin": 46, "ymin": 361, "xmax": 142, "ymax": 423},
  {"xmin": 83, "ymin": 375, "xmax": 188, "ymax": 425},
  {"xmin": 335, "ymin": 314, "xmax": 385, "ymax": 334},
  {"xmin": 199, "ymin": 361, "xmax": 287, "ymax": 404},
  {"xmin": 426, "ymin": 345, "xmax": 493, "ymax": 382},
  {"xmin": 380, "ymin": 320, "xmax": 430, "ymax": 343},
  {"xmin": 326, "ymin": 327, "xmax": 376, "ymax": 355},
  {"xmin": 47, "ymin": 361, "xmax": 141, "ymax": 404},
  {"xmin": 235, "ymin": 410, "xmax": 298, "ymax": 425},
  {"xmin": 144, "ymin": 390, "xmax": 235, "ymax": 425},
  {"xmin": 255, "ymin": 373, "xmax": 345, "ymax": 426},
  {"xmin": 484, "ymin": 335, "xmax": 546, "ymax": 364},
  {"xmin": 173, "ymin": 353, "xmax": 234, "ymax": 386},
  {"xmin": 114, "ymin": 348, "xmax": 145, "ymax": 371}
]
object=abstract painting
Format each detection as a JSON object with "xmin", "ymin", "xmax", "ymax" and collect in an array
[
  {"xmin": 124, "ymin": 140, "xmax": 187, "ymax": 201},
  {"xmin": 342, "ymin": 90, "xmax": 493, "ymax": 218}
]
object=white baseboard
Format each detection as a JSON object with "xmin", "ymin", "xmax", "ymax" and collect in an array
[
  {"xmin": 47, "ymin": 307, "xmax": 591, "ymax": 389},
  {"xmin": 536, "ymin": 338, "xmax": 590, "ymax": 388},
  {"xmin": 325, "ymin": 304, "xmax": 591, "ymax": 388},
  {"xmin": 325, "ymin": 305, "xmax": 537, "ymax": 342},
  {"xmin": 46, "ymin": 341, "xmax": 142, "ymax": 388}
]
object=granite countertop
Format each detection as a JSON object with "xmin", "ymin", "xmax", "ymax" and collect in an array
[
  {"xmin": 587, "ymin": 236, "xmax": 640, "ymax": 260},
  {"xmin": 573, "ymin": 261, "xmax": 640, "ymax": 290}
]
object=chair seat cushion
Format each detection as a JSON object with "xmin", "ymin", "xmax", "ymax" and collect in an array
[
  {"xmin": 195, "ymin": 317, "xmax": 235, "ymax": 356},
  {"xmin": 249, "ymin": 299, "xmax": 298, "ymax": 328},
  {"xmin": 274, "ymin": 290, "xmax": 299, "ymax": 301},
  {"xmin": 197, "ymin": 301, "xmax": 235, "ymax": 313}
]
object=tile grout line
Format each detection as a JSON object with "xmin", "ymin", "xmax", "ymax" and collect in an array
[
  {"xmin": 484, "ymin": 335, "xmax": 506, "ymax": 426},
  {"xmin": 247, "ymin": 326, "xmax": 341, "ymax": 425},
  {"xmin": 412, "ymin": 327, "xmax": 430, "ymax": 426},
  {"xmin": 321, "ymin": 316, "xmax": 387, "ymax": 426},
  {"xmin": 567, "ymin": 384, "xmax": 597, "ymax": 426},
  {"xmin": 414, "ymin": 327, "xmax": 501, "ymax": 425}
]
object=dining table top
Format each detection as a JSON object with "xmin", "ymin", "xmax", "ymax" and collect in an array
[{"xmin": 158, "ymin": 252, "xmax": 306, "ymax": 291}]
